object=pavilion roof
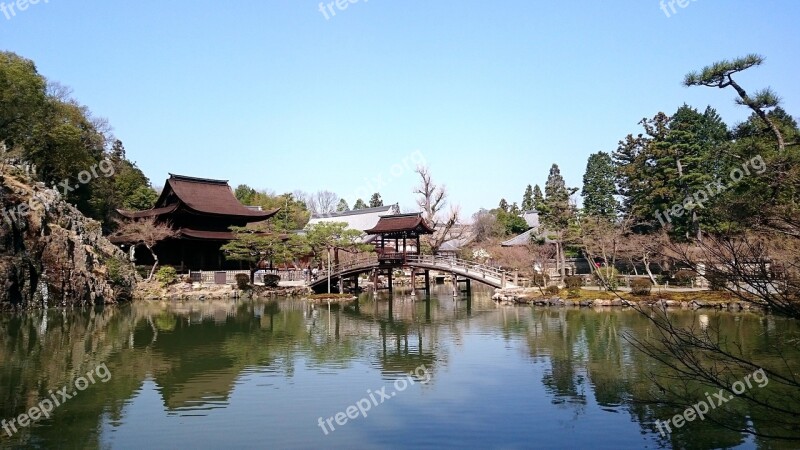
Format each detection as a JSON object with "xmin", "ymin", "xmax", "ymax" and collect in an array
[
  {"xmin": 365, "ymin": 213, "xmax": 435, "ymax": 235},
  {"xmin": 118, "ymin": 174, "xmax": 279, "ymax": 221}
]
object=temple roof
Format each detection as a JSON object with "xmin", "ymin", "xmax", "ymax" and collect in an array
[
  {"xmin": 308, "ymin": 204, "xmax": 399, "ymax": 232},
  {"xmin": 118, "ymin": 174, "xmax": 279, "ymax": 221},
  {"xmin": 365, "ymin": 213, "xmax": 435, "ymax": 235}
]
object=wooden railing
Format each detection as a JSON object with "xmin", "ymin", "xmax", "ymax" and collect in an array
[{"xmin": 312, "ymin": 254, "xmax": 517, "ymax": 288}]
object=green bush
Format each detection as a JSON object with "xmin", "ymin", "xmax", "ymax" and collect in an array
[
  {"xmin": 593, "ymin": 266, "xmax": 620, "ymax": 289},
  {"xmin": 564, "ymin": 276, "xmax": 583, "ymax": 298},
  {"xmin": 545, "ymin": 285, "xmax": 560, "ymax": 296},
  {"xmin": 263, "ymin": 274, "xmax": 281, "ymax": 288},
  {"xmin": 706, "ymin": 272, "xmax": 728, "ymax": 291},
  {"xmin": 105, "ymin": 256, "xmax": 130, "ymax": 286},
  {"xmin": 155, "ymin": 266, "xmax": 178, "ymax": 286},
  {"xmin": 631, "ymin": 279, "xmax": 653, "ymax": 296},
  {"xmin": 235, "ymin": 273, "xmax": 251, "ymax": 290},
  {"xmin": 564, "ymin": 276, "xmax": 583, "ymax": 290}
]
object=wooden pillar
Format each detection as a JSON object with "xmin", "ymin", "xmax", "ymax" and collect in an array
[
  {"xmin": 353, "ymin": 275, "xmax": 359, "ymax": 292},
  {"xmin": 388, "ymin": 269, "xmax": 394, "ymax": 293},
  {"xmin": 424, "ymin": 270, "xmax": 430, "ymax": 294},
  {"xmin": 373, "ymin": 269, "xmax": 378, "ymax": 296},
  {"xmin": 410, "ymin": 269, "xmax": 416, "ymax": 297},
  {"xmin": 465, "ymin": 279, "xmax": 472, "ymax": 295},
  {"xmin": 452, "ymin": 273, "xmax": 458, "ymax": 297}
]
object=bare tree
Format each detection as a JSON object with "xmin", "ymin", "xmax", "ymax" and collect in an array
[
  {"xmin": 471, "ymin": 209, "xmax": 497, "ymax": 243},
  {"xmin": 619, "ymin": 232, "xmax": 667, "ymax": 285},
  {"xmin": 414, "ymin": 166, "xmax": 463, "ymax": 254},
  {"xmin": 306, "ymin": 190, "xmax": 339, "ymax": 216},
  {"xmin": 114, "ymin": 217, "xmax": 178, "ymax": 280}
]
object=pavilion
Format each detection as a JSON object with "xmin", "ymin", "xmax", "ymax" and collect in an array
[
  {"xmin": 112, "ymin": 174, "xmax": 279, "ymax": 271},
  {"xmin": 365, "ymin": 212, "xmax": 435, "ymax": 265}
]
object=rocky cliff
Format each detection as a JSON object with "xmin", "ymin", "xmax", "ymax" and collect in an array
[{"xmin": 0, "ymin": 163, "xmax": 135, "ymax": 308}]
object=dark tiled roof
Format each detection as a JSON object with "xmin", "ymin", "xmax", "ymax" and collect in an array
[
  {"xmin": 117, "ymin": 204, "xmax": 178, "ymax": 219},
  {"xmin": 365, "ymin": 213, "xmax": 435, "ymax": 235},
  {"xmin": 178, "ymin": 228, "xmax": 236, "ymax": 241},
  {"xmin": 164, "ymin": 174, "xmax": 278, "ymax": 219}
]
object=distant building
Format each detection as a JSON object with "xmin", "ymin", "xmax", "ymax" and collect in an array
[
  {"xmin": 112, "ymin": 174, "xmax": 279, "ymax": 271},
  {"xmin": 307, "ymin": 204, "xmax": 399, "ymax": 232},
  {"xmin": 501, "ymin": 210, "xmax": 545, "ymax": 247}
]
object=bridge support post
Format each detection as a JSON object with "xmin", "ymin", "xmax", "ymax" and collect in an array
[
  {"xmin": 373, "ymin": 269, "xmax": 378, "ymax": 296},
  {"xmin": 410, "ymin": 269, "xmax": 416, "ymax": 297},
  {"xmin": 465, "ymin": 278, "xmax": 471, "ymax": 295},
  {"xmin": 424, "ymin": 270, "xmax": 430, "ymax": 294},
  {"xmin": 353, "ymin": 275, "xmax": 359, "ymax": 293},
  {"xmin": 452, "ymin": 273, "xmax": 458, "ymax": 297},
  {"xmin": 387, "ymin": 269, "xmax": 393, "ymax": 293}
]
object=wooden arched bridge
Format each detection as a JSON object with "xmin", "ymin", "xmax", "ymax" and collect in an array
[{"xmin": 309, "ymin": 254, "xmax": 518, "ymax": 293}]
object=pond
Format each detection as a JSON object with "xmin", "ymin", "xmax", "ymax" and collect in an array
[{"xmin": 0, "ymin": 287, "xmax": 796, "ymax": 449}]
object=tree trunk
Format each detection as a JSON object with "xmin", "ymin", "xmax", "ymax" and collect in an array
[
  {"xmin": 643, "ymin": 254, "xmax": 658, "ymax": 285},
  {"xmin": 146, "ymin": 244, "xmax": 159, "ymax": 281}
]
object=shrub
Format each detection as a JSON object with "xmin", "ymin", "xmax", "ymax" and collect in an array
[
  {"xmin": 545, "ymin": 285, "xmax": 560, "ymax": 296},
  {"xmin": 106, "ymin": 256, "xmax": 130, "ymax": 287},
  {"xmin": 263, "ymin": 274, "xmax": 281, "ymax": 288},
  {"xmin": 564, "ymin": 276, "xmax": 583, "ymax": 290},
  {"xmin": 706, "ymin": 272, "xmax": 728, "ymax": 291},
  {"xmin": 593, "ymin": 266, "xmax": 620, "ymax": 289},
  {"xmin": 235, "ymin": 273, "xmax": 251, "ymax": 290},
  {"xmin": 673, "ymin": 270, "xmax": 696, "ymax": 286},
  {"xmin": 564, "ymin": 276, "xmax": 583, "ymax": 298},
  {"xmin": 155, "ymin": 266, "xmax": 178, "ymax": 286},
  {"xmin": 631, "ymin": 279, "xmax": 653, "ymax": 296}
]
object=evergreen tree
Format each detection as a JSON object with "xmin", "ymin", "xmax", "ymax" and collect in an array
[
  {"xmin": 498, "ymin": 198, "xmax": 509, "ymax": 212},
  {"xmin": 533, "ymin": 185, "xmax": 544, "ymax": 212},
  {"xmin": 522, "ymin": 184, "xmax": 534, "ymax": 211},
  {"xmin": 353, "ymin": 198, "xmax": 368, "ymax": 210},
  {"xmin": 336, "ymin": 199, "xmax": 350, "ymax": 212},
  {"xmin": 541, "ymin": 164, "xmax": 578, "ymax": 279},
  {"xmin": 581, "ymin": 151, "xmax": 619, "ymax": 220},
  {"xmin": 369, "ymin": 193, "xmax": 383, "ymax": 207}
]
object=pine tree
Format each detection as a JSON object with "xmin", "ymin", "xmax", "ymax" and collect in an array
[
  {"xmin": 532, "ymin": 185, "xmax": 544, "ymax": 212},
  {"xmin": 541, "ymin": 164, "xmax": 578, "ymax": 279},
  {"xmin": 498, "ymin": 198, "xmax": 509, "ymax": 212},
  {"xmin": 353, "ymin": 199, "xmax": 368, "ymax": 210},
  {"xmin": 581, "ymin": 152, "xmax": 619, "ymax": 220},
  {"xmin": 369, "ymin": 193, "xmax": 383, "ymax": 207},
  {"xmin": 336, "ymin": 199, "xmax": 350, "ymax": 212},
  {"xmin": 522, "ymin": 184, "xmax": 534, "ymax": 211}
]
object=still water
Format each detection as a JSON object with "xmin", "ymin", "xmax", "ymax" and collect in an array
[{"xmin": 0, "ymin": 287, "xmax": 796, "ymax": 449}]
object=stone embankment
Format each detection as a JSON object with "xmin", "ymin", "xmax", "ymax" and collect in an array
[
  {"xmin": 493, "ymin": 288, "xmax": 762, "ymax": 312},
  {"xmin": 134, "ymin": 281, "xmax": 311, "ymax": 301}
]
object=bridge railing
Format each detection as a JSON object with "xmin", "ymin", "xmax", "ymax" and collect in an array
[
  {"xmin": 312, "ymin": 255, "xmax": 379, "ymax": 284},
  {"xmin": 311, "ymin": 254, "xmax": 516, "ymax": 288},
  {"xmin": 405, "ymin": 255, "xmax": 510, "ymax": 281}
]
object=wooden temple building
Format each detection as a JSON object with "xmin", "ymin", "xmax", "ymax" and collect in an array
[{"xmin": 112, "ymin": 174, "xmax": 279, "ymax": 271}]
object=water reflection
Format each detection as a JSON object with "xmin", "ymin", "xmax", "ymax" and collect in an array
[{"xmin": 0, "ymin": 288, "xmax": 797, "ymax": 449}]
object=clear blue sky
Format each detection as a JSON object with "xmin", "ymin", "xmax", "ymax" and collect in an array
[{"xmin": 2, "ymin": 1, "xmax": 798, "ymax": 216}]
